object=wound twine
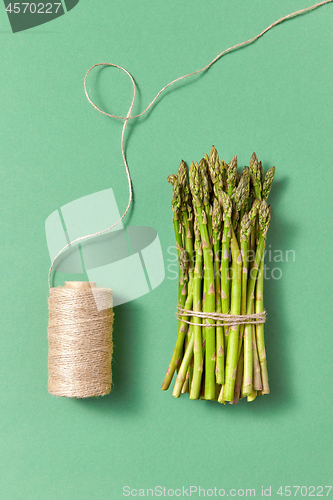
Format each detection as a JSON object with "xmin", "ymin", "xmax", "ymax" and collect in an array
[
  {"xmin": 176, "ymin": 307, "xmax": 266, "ymax": 328},
  {"xmin": 48, "ymin": 282, "xmax": 114, "ymax": 398}
]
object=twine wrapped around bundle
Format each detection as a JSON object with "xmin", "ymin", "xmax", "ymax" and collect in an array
[{"xmin": 48, "ymin": 281, "xmax": 114, "ymax": 398}]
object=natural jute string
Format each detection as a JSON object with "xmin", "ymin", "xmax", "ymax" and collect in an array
[
  {"xmin": 176, "ymin": 307, "xmax": 266, "ymax": 328},
  {"xmin": 48, "ymin": 0, "xmax": 332, "ymax": 288},
  {"xmin": 48, "ymin": 282, "xmax": 114, "ymax": 398}
]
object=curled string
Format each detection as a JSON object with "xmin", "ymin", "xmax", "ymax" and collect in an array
[
  {"xmin": 176, "ymin": 307, "xmax": 266, "ymax": 328},
  {"xmin": 48, "ymin": 64, "xmax": 135, "ymax": 288},
  {"xmin": 48, "ymin": 0, "xmax": 332, "ymax": 288}
]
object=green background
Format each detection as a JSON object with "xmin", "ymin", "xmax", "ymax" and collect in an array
[{"xmin": 1, "ymin": 1, "xmax": 332, "ymax": 498}]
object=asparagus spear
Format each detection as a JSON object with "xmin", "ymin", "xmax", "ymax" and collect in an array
[
  {"xmin": 227, "ymin": 156, "xmax": 238, "ymax": 199},
  {"xmin": 262, "ymin": 167, "xmax": 275, "ymax": 201},
  {"xmin": 167, "ymin": 174, "xmax": 184, "ymax": 302},
  {"xmin": 207, "ymin": 145, "xmax": 224, "ymax": 192},
  {"xmin": 243, "ymin": 200, "xmax": 271, "ymax": 396},
  {"xmin": 254, "ymin": 166, "xmax": 274, "ymax": 394},
  {"xmin": 238, "ymin": 212, "xmax": 251, "ymax": 359},
  {"xmin": 233, "ymin": 166, "xmax": 250, "ymax": 208},
  {"xmin": 178, "ymin": 161, "xmax": 194, "ymax": 280},
  {"xmin": 256, "ymin": 258, "xmax": 270, "ymax": 394},
  {"xmin": 231, "ymin": 170, "xmax": 251, "ymax": 357},
  {"xmin": 230, "ymin": 345, "xmax": 244, "ymax": 405},
  {"xmin": 198, "ymin": 158, "xmax": 213, "ymax": 240},
  {"xmin": 258, "ymin": 160, "xmax": 263, "ymax": 185},
  {"xmin": 196, "ymin": 159, "xmax": 211, "ymax": 387},
  {"xmin": 212, "ymin": 197, "xmax": 224, "ymax": 385},
  {"xmin": 162, "ymin": 174, "xmax": 192, "ymax": 391},
  {"xmin": 207, "ymin": 149, "xmax": 227, "ymax": 385},
  {"xmin": 189, "ymin": 217, "xmax": 204, "ymax": 399},
  {"xmin": 252, "ymin": 300, "xmax": 263, "ymax": 392},
  {"xmin": 215, "ymin": 188, "xmax": 232, "ymax": 353},
  {"xmin": 189, "ymin": 161, "xmax": 216, "ymax": 400},
  {"xmin": 232, "ymin": 166, "xmax": 248, "ymax": 230},
  {"xmin": 172, "ymin": 330, "xmax": 194, "ymax": 398},
  {"xmin": 178, "ymin": 161, "xmax": 195, "ymax": 387},
  {"xmin": 161, "ymin": 279, "xmax": 193, "ymax": 390},
  {"xmin": 223, "ymin": 222, "xmax": 242, "ymax": 401},
  {"xmin": 249, "ymin": 152, "xmax": 262, "ymax": 200}
]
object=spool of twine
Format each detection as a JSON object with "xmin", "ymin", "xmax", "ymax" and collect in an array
[{"xmin": 48, "ymin": 281, "xmax": 114, "ymax": 398}]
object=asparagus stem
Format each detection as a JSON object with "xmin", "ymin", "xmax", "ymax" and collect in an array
[
  {"xmin": 200, "ymin": 216, "xmax": 216, "ymax": 400},
  {"xmin": 189, "ymin": 162, "xmax": 216, "ymax": 400},
  {"xmin": 252, "ymin": 302, "xmax": 263, "ymax": 391},
  {"xmin": 167, "ymin": 174, "xmax": 184, "ymax": 300},
  {"xmin": 178, "ymin": 167, "xmax": 194, "ymax": 389},
  {"xmin": 247, "ymin": 389, "xmax": 257, "ymax": 402},
  {"xmin": 230, "ymin": 345, "xmax": 244, "ymax": 405},
  {"xmin": 256, "ymin": 258, "xmax": 270, "ymax": 394},
  {"xmin": 238, "ymin": 213, "xmax": 251, "ymax": 359},
  {"xmin": 217, "ymin": 383, "xmax": 226, "ymax": 404},
  {"xmin": 161, "ymin": 280, "xmax": 193, "ymax": 390},
  {"xmin": 243, "ymin": 201, "xmax": 270, "ymax": 396},
  {"xmin": 216, "ymin": 188, "xmax": 231, "ymax": 354},
  {"xmin": 165, "ymin": 173, "xmax": 188, "ymax": 377},
  {"xmin": 207, "ymin": 151, "xmax": 225, "ymax": 384},
  {"xmin": 185, "ymin": 319, "xmax": 194, "ymax": 392},
  {"xmin": 181, "ymin": 373, "xmax": 189, "ymax": 394},
  {"xmin": 188, "ymin": 350, "xmax": 194, "ymax": 392},
  {"xmin": 224, "ymin": 224, "xmax": 242, "ymax": 401},
  {"xmin": 172, "ymin": 330, "xmax": 195, "ymax": 398},
  {"xmin": 212, "ymin": 198, "xmax": 224, "ymax": 385},
  {"xmin": 178, "ymin": 161, "xmax": 194, "ymax": 280},
  {"xmin": 189, "ymin": 219, "xmax": 204, "ymax": 399}
]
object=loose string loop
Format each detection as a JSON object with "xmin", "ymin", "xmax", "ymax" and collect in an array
[
  {"xmin": 48, "ymin": 0, "xmax": 332, "ymax": 288},
  {"xmin": 48, "ymin": 67, "xmax": 135, "ymax": 288}
]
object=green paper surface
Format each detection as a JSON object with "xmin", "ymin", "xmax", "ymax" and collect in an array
[{"xmin": 0, "ymin": 1, "xmax": 332, "ymax": 498}]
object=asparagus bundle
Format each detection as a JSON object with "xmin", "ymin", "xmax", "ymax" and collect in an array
[{"xmin": 161, "ymin": 146, "xmax": 275, "ymax": 403}]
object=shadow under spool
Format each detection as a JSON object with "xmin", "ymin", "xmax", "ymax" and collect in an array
[{"xmin": 48, "ymin": 281, "xmax": 114, "ymax": 398}]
